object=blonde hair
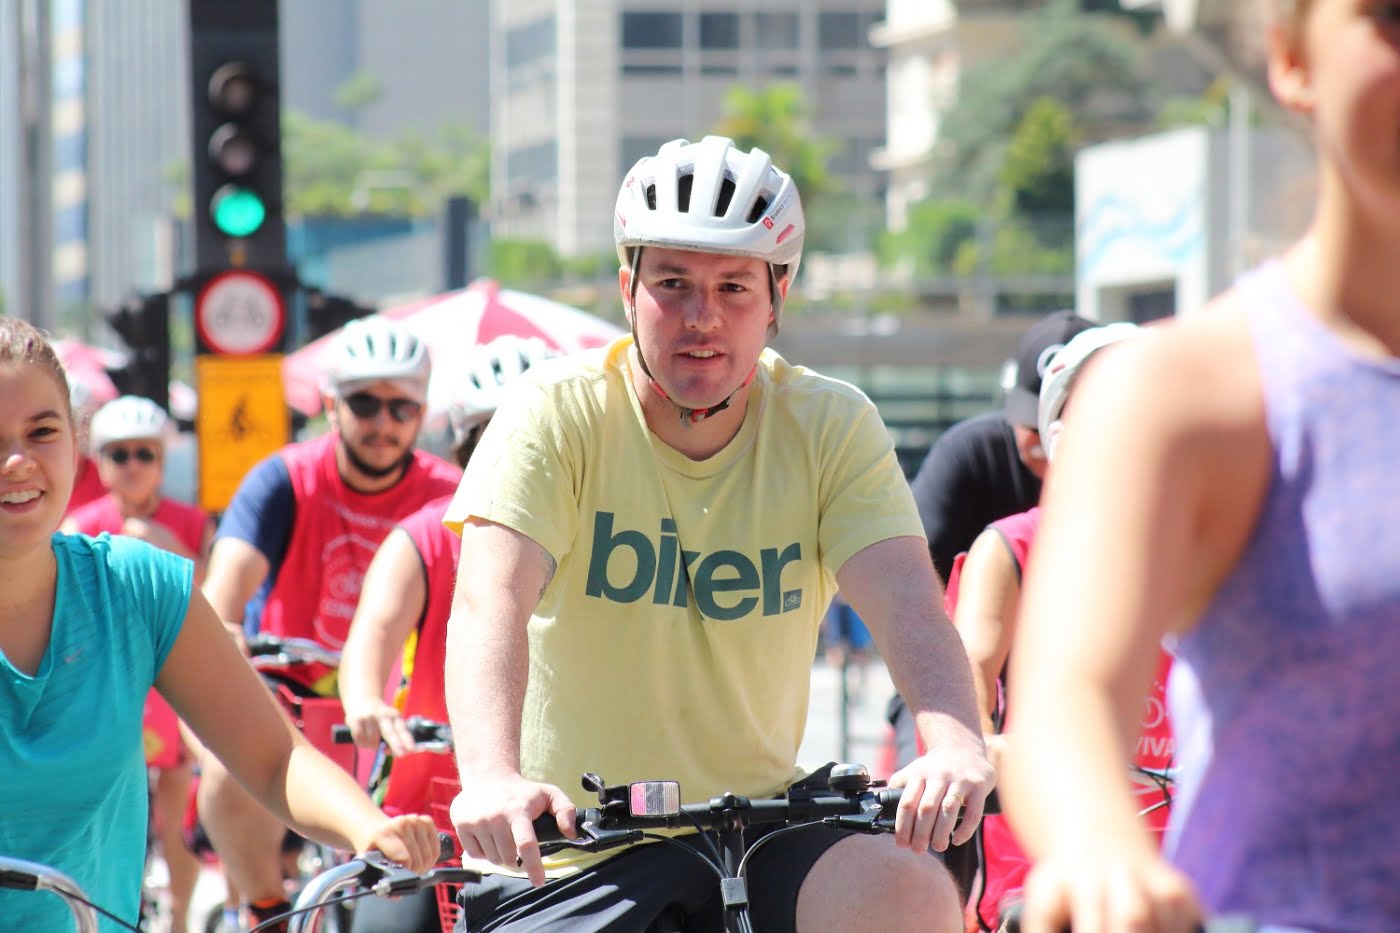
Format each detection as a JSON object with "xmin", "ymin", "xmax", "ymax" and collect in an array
[{"xmin": 0, "ymin": 317, "xmax": 73, "ymax": 421}]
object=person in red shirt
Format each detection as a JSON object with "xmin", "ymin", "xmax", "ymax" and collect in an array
[
  {"xmin": 62, "ymin": 376, "xmax": 108, "ymax": 517},
  {"xmin": 337, "ymin": 336, "xmax": 559, "ymax": 933},
  {"xmin": 61, "ymin": 394, "xmax": 213, "ymax": 933},
  {"xmin": 198, "ymin": 317, "xmax": 461, "ymax": 930}
]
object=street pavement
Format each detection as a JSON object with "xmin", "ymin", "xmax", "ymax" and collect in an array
[{"xmin": 798, "ymin": 658, "xmax": 896, "ymax": 777}]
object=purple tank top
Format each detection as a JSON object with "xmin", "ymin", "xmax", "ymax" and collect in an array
[{"xmin": 1166, "ymin": 260, "xmax": 1400, "ymax": 931}]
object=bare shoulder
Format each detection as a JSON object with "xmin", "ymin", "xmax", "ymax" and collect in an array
[
  {"xmin": 1084, "ymin": 292, "xmax": 1265, "ymax": 445},
  {"xmin": 1058, "ymin": 293, "xmax": 1272, "ymax": 622}
]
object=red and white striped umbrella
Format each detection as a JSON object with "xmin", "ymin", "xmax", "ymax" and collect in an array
[
  {"xmin": 281, "ymin": 278, "xmax": 624, "ymax": 417},
  {"xmin": 53, "ymin": 338, "xmax": 124, "ymax": 408}
]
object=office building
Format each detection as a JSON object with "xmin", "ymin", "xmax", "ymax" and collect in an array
[{"xmin": 491, "ymin": 0, "xmax": 887, "ymax": 258}]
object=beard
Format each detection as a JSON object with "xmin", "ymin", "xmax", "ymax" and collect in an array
[{"xmin": 341, "ymin": 435, "xmax": 412, "ymax": 480}]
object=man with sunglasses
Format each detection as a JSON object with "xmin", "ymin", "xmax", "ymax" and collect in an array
[{"xmin": 198, "ymin": 317, "xmax": 461, "ymax": 931}]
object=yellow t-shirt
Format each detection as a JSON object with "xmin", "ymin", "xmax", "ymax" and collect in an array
[{"xmin": 445, "ymin": 336, "xmax": 922, "ymax": 870}]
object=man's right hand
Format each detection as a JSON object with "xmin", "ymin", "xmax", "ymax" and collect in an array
[
  {"xmin": 450, "ymin": 773, "xmax": 577, "ymax": 887},
  {"xmin": 343, "ymin": 696, "xmax": 416, "ymax": 756}
]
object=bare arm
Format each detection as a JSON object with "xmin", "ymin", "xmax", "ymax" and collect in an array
[
  {"xmin": 192, "ymin": 518, "xmax": 215, "ymax": 586},
  {"xmin": 339, "ymin": 528, "xmax": 427, "ymax": 755},
  {"xmin": 201, "ymin": 536, "xmax": 270, "ymax": 646},
  {"xmin": 445, "ymin": 517, "xmax": 574, "ymax": 885},
  {"xmin": 952, "ymin": 528, "xmax": 1022, "ymax": 736},
  {"xmin": 1002, "ymin": 318, "xmax": 1268, "ymax": 931},
  {"xmin": 157, "ymin": 587, "xmax": 439, "ymax": 870},
  {"xmin": 837, "ymin": 535, "xmax": 993, "ymax": 851}
]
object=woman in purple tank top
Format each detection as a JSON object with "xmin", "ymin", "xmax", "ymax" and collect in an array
[{"xmin": 1000, "ymin": 2, "xmax": 1400, "ymax": 931}]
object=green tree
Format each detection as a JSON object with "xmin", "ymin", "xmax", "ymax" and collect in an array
[
  {"xmin": 999, "ymin": 97, "xmax": 1079, "ymax": 220},
  {"xmin": 487, "ymin": 239, "xmax": 563, "ymax": 289},
  {"xmin": 334, "ymin": 72, "xmax": 382, "ymax": 112},
  {"xmin": 713, "ymin": 83, "xmax": 834, "ymax": 204},
  {"xmin": 1156, "ymin": 77, "xmax": 1233, "ymax": 130},
  {"xmin": 930, "ymin": 0, "xmax": 1152, "ymax": 206},
  {"xmin": 281, "ymin": 112, "xmax": 489, "ymax": 217},
  {"xmin": 878, "ymin": 200, "xmax": 981, "ymax": 277}
]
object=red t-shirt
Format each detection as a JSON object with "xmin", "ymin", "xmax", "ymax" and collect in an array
[
  {"xmin": 64, "ymin": 457, "xmax": 107, "ymax": 518},
  {"xmin": 380, "ymin": 495, "xmax": 460, "ymax": 817},
  {"xmin": 260, "ymin": 434, "xmax": 461, "ymax": 688},
  {"xmin": 966, "ymin": 507, "xmax": 1175, "ymax": 931},
  {"xmin": 65, "ymin": 494, "xmax": 209, "ymax": 557}
]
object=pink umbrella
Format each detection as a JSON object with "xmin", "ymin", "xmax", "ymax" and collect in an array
[
  {"xmin": 53, "ymin": 338, "xmax": 124, "ymax": 408},
  {"xmin": 282, "ymin": 279, "xmax": 623, "ymax": 417}
]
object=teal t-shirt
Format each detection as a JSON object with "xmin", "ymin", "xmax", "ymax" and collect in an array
[{"xmin": 0, "ymin": 534, "xmax": 190, "ymax": 931}]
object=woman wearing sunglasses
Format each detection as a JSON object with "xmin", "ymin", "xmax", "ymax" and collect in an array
[
  {"xmin": 61, "ymin": 393, "xmax": 214, "ymax": 933},
  {"xmin": 62, "ymin": 395, "xmax": 211, "ymax": 574}
]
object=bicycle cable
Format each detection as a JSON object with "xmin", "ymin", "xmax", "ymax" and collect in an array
[
  {"xmin": 246, "ymin": 887, "xmax": 381, "ymax": 932},
  {"xmin": 0, "ymin": 871, "xmax": 143, "ymax": 933}
]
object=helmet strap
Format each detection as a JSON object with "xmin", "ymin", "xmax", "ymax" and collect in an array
[{"xmin": 627, "ymin": 246, "xmax": 767, "ymax": 427}]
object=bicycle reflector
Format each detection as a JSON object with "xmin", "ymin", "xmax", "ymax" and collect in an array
[{"xmin": 629, "ymin": 781, "xmax": 681, "ymax": 818}]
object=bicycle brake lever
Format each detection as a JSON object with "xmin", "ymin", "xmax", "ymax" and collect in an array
[{"xmin": 539, "ymin": 826, "xmax": 643, "ymax": 856}]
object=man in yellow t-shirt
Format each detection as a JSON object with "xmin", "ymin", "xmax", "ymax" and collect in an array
[{"xmin": 443, "ymin": 136, "xmax": 995, "ymax": 933}]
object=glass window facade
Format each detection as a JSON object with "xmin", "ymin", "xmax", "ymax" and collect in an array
[
  {"xmin": 621, "ymin": 11, "xmax": 684, "ymax": 49},
  {"xmin": 753, "ymin": 12, "xmax": 799, "ymax": 50},
  {"xmin": 698, "ymin": 12, "xmax": 739, "ymax": 49}
]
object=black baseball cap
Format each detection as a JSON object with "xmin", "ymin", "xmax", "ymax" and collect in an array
[{"xmin": 1003, "ymin": 310, "xmax": 1098, "ymax": 428}]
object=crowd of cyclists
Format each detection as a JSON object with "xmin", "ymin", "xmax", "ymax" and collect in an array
[{"xmin": 2, "ymin": 2, "xmax": 1397, "ymax": 930}]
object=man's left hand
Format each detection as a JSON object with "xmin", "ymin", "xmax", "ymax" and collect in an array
[{"xmin": 887, "ymin": 729, "xmax": 995, "ymax": 853}]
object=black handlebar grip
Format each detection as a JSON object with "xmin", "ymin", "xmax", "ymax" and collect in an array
[
  {"xmin": 532, "ymin": 812, "xmax": 567, "ymax": 842},
  {"xmin": 437, "ymin": 832, "xmax": 457, "ymax": 863},
  {"xmin": 331, "ymin": 724, "xmax": 353, "ymax": 744},
  {"xmin": 875, "ymin": 788, "xmax": 902, "ymax": 816}
]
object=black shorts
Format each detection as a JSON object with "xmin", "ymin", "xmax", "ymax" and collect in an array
[{"xmin": 457, "ymin": 766, "xmax": 860, "ymax": 933}]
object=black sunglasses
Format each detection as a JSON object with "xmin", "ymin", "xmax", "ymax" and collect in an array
[
  {"xmin": 104, "ymin": 445, "xmax": 158, "ymax": 465},
  {"xmin": 342, "ymin": 392, "xmax": 423, "ymax": 424}
]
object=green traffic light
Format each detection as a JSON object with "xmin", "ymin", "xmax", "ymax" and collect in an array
[{"xmin": 210, "ymin": 184, "xmax": 266, "ymax": 238}]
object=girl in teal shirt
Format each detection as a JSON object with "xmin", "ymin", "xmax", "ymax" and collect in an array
[{"xmin": 0, "ymin": 317, "xmax": 441, "ymax": 931}]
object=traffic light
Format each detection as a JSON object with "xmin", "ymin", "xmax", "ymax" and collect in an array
[
  {"xmin": 105, "ymin": 292, "xmax": 171, "ymax": 413},
  {"xmin": 188, "ymin": 0, "xmax": 286, "ymax": 273}
]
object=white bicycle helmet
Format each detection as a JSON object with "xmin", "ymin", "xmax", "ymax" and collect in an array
[
  {"xmin": 1038, "ymin": 322, "xmax": 1144, "ymax": 460},
  {"xmin": 615, "ymin": 135, "xmax": 805, "ymax": 328},
  {"xmin": 323, "ymin": 317, "xmax": 431, "ymax": 399},
  {"xmin": 89, "ymin": 395, "xmax": 170, "ymax": 451},
  {"xmin": 447, "ymin": 336, "xmax": 560, "ymax": 443}
]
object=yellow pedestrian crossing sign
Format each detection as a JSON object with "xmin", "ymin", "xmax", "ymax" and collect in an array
[{"xmin": 195, "ymin": 354, "xmax": 289, "ymax": 512}]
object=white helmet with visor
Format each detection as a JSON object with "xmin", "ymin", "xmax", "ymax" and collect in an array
[
  {"xmin": 89, "ymin": 395, "xmax": 170, "ymax": 452},
  {"xmin": 1038, "ymin": 322, "xmax": 1145, "ymax": 460},
  {"xmin": 323, "ymin": 317, "xmax": 431, "ymax": 400},
  {"xmin": 448, "ymin": 336, "xmax": 560, "ymax": 444},
  {"xmin": 614, "ymin": 135, "xmax": 804, "ymax": 330}
]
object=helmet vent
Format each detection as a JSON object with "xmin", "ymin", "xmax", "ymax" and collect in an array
[
  {"xmin": 746, "ymin": 195, "xmax": 770, "ymax": 225},
  {"xmin": 645, "ymin": 184, "xmax": 657, "ymax": 210},
  {"xmin": 678, "ymin": 174, "xmax": 694, "ymax": 212}
]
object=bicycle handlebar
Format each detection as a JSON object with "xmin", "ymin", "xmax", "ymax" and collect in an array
[
  {"xmin": 246, "ymin": 634, "xmax": 342, "ymax": 670},
  {"xmin": 0, "ymin": 856, "xmax": 99, "ymax": 933},
  {"xmin": 283, "ymin": 833, "xmax": 471, "ymax": 933},
  {"xmin": 330, "ymin": 715, "xmax": 454, "ymax": 750},
  {"xmin": 530, "ymin": 785, "xmax": 904, "ymax": 855}
]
